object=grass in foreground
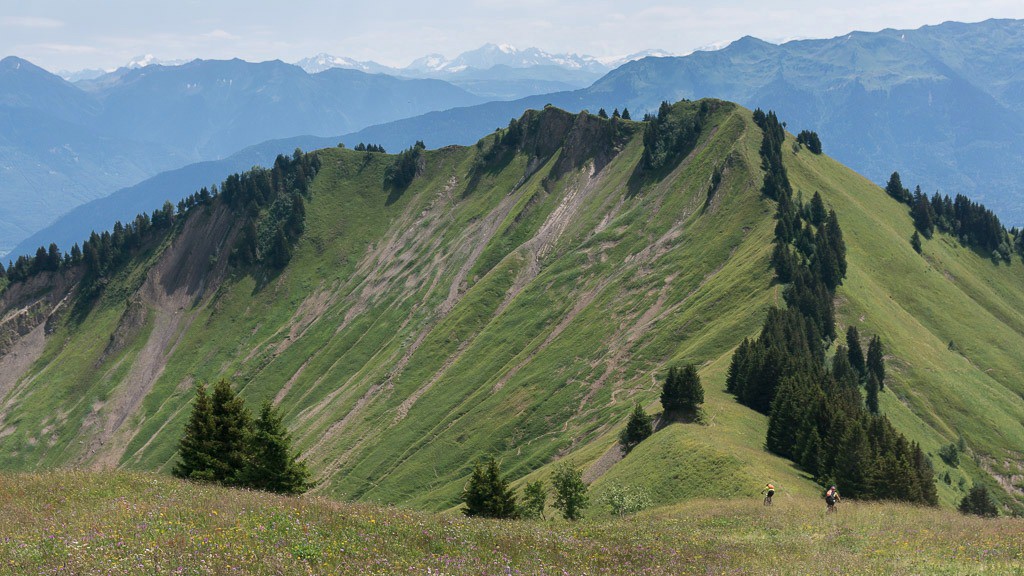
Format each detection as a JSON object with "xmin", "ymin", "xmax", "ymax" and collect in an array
[{"xmin": 2, "ymin": 471, "xmax": 1022, "ymax": 575}]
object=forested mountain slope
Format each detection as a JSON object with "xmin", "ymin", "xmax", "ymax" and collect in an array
[{"xmin": 1, "ymin": 100, "xmax": 1022, "ymax": 512}]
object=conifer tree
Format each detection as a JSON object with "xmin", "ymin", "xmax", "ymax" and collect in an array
[
  {"xmin": 173, "ymin": 382, "xmax": 218, "ymax": 482},
  {"xmin": 913, "ymin": 191, "xmax": 935, "ymax": 238},
  {"xmin": 551, "ymin": 463, "xmax": 588, "ymax": 521},
  {"xmin": 808, "ymin": 191, "xmax": 827, "ymax": 226},
  {"xmin": 831, "ymin": 346, "xmax": 858, "ymax": 388},
  {"xmin": 662, "ymin": 364, "xmax": 703, "ymax": 418},
  {"xmin": 866, "ymin": 335, "xmax": 885, "ymax": 390},
  {"xmin": 911, "ymin": 230, "xmax": 923, "ymax": 253},
  {"xmin": 239, "ymin": 401, "xmax": 313, "ymax": 494},
  {"xmin": 846, "ymin": 326, "xmax": 866, "ymax": 380},
  {"xmin": 619, "ymin": 403, "xmax": 653, "ymax": 453},
  {"xmin": 621, "ymin": 108, "xmax": 631, "ymax": 120},
  {"xmin": 866, "ymin": 372, "xmax": 880, "ymax": 414},
  {"xmin": 885, "ymin": 171, "xmax": 907, "ymax": 202},
  {"xmin": 210, "ymin": 379, "xmax": 251, "ymax": 485},
  {"xmin": 660, "ymin": 366, "xmax": 681, "ymax": 413},
  {"xmin": 800, "ymin": 428, "xmax": 823, "ymax": 476},
  {"xmin": 912, "ymin": 442, "xmax": 939, "ymax": 506},
  {"xmin": 959, "ymin": 485, "xmax": 998, "ymax": 517},
  {"xmin": 462, "ymin": 457, "xmax": 518, "ymax": 519}
]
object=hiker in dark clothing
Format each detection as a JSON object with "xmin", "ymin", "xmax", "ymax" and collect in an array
[{"xmin": 824, "ymin": 485, "xmax": 840, "ymax": 513}]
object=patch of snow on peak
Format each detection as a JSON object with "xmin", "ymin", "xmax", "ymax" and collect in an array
[{"xmin": 124, "ymin": 55, "xmax": 186, "ymax": 70}]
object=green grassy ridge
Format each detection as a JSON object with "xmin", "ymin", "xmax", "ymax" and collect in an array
[
  {"xmin": 3, "ymin": 470, "xmax": 1022, "ymax": 575},
  {"xmin": 3, "ymin": 100, "xmax": 1024, "ymax": 515},
  {"xmin": 783, "ymin": 137, "xmax": 1024, "ymax": 510},
  {"xmin": 1, "ymin": 100, "xmax": 802, "ymax": 508}
]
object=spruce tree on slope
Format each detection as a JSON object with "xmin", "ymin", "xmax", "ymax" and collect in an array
[
  {"xmin": 240, "ymin": 401, "xmax": 313, "ymax": 494},
  {"xmin": 866, "ymin": 335, "xmax": 885, "ymax": 390},
  {"xmin": 661, "ymin": 364, "xmax": 704, "ymax": 419},
  {"xmin": 619, "ymin": 403, "xmax": 653, "ymax": 453},
  {"xmin": 866, "ymin": 372, "xmax": 880, "ymax": 414},
  {"xmin": 462, "ymin": 457, "xmax": 518, "ymax": 519},
  {"xmin": 959, "ymin": 485, "xmax": 998, "ymax": 517},
  {"xmin": 846, "ymin": 326, "xmax": 866, "ymax": 380},
  {"xmin": 173, "ymin": 382, "xmax": 218, "ymax": 482},
  {"xmin": 210, "ymin": 379, "xmax": 252, "ymax": 486}
]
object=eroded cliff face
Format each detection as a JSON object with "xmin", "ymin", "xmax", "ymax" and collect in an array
[{"xmin": 0, "ymin": 202, "xmax": 240, "ymax": 467}]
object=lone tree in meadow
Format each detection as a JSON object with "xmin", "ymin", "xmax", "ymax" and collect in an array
[
  {"xmin": 174, "ymin": 379, "xmax": 252, "ymax": 485},
  {"xmin": 619, "ymin": 403, "xmax": 653, "ymax": 453},
  {"xmin": 175, "ymin": 380, "xmax": 313, "ymax": 494},
  {"xmin": 239, "ymin": 401, "xmax": 313, "ymax": 494},
  {"xmin": 661, "ymin": 364, "xmax": 704, "ymax": 419},
  {"xmin": 959, "ymin": 485, "xmax": 998, "ymax": 517},
  {"xmin": 551, "ymin": 463, "xmax": 589, "ymax": 521},
  {"xmin": 462, "ymin": 457, "xmax": 518, "ymax": 519}
]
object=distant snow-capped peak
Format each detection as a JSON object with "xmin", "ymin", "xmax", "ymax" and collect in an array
[
  {"xmin": 295, "ymin": 44, "xmax": 672, "ymax": 77},
  {"xmin": 598, "ymin": 49, "xmax": 677, "ymax": 67},
  {"xmin": 403, "ymin": 43, "xmax": 616, "ymax": 74},
  {"xmin": 124, "ymin": 54, "xmax": 186, "ymax": 69},
  {"xmin": 294, "ymin": 53, "xmax": 393, "ymax": 74}
]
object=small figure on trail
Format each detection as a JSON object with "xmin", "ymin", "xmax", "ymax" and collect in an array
[
  {"xmin": 761, "ymin": 483, "xmax": 775, "ymax": 506},
  {"xmin": 824, "ymin": 485, "xmax": 840, "ymax": 513}
]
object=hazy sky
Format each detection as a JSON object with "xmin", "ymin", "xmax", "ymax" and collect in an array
[{"xmin": 3, "ymin": 0, "xmax": 1024, "ymax": 73}]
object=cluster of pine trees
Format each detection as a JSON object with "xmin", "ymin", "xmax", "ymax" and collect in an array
[
  {"xmin": 2, "ymin": 149, "xmax": 320, "ymax": 296},
  {"xmin": 619, "ymin": 364, "xmax": 705, "ymax": 453},
  {"xmin": 596, "ymin": 107, "xmax": 631, "ymax": 120},
  {"xmin": 752, "ymin": 109, "xmax": 790, "ymax": 201},
  {"xmin": 175, "ymin": 379, "xmax": 312, "ymax": 494},
  {"xmin": 729, "ymin": 110, "xmax": 937, "ymax": 504},
  {"xmin": 885, "ymin": 171, "xmax": 1013, "ymax": 261},
  {"xmin": 3, "ymin": 200, "xmax": 179, "ymax": 289},
  {"xmin": 461, "ymin": 458, "xmax": 589, "ymax": 521},
  {"xmin": 796, "ymin": 130, "xmax": 822, "ymax": 154},
  {"xmin": 353, "ymin": 143, "xmax": 386, "ymax": 153},
  {"xmin": 383, "ymin": 141, "xmax": 426, "ymax": 191},
  {"xmin": 223, "ymin": 150, "xmax": 319, "ymax": 269},
  {"xmin": 640, "ymin": 100, "xmax": 717, "ymax": 172}
]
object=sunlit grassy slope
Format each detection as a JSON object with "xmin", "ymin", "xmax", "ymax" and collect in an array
[
  {"xmin": 3, "ymin": 471, "xmax": 1022, "ymax": 575},
  {"xmin": 2, "ymin": 100, "xmax": 1024, "ymax": 513}
]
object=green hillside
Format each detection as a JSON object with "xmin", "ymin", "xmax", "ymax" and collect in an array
[{"xmin": 1, "ymin": 99, "xmax": 1023, "ymax": 513}]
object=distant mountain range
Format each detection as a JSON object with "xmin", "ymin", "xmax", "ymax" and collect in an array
[
  {"xmin": 294, "ymin": 44, "xmax": 675, "ymax": 100},
  {"xmin": 0, "ymin": 56, "xmax": 484, "ymax": 257},
  {"xmin": 6, "ymin": 20, "xmax": 1024, "ymax": 260},
  {"xmin": 3, "ymin": 45, "xmax": 677, "ymax": 259},
  {"xmin": 342, "ymin": 19, "xmax": 1024, "ymax": 226}
]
